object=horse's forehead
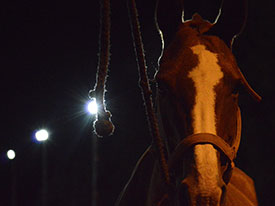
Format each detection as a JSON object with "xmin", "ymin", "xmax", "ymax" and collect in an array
[
  {"xmin": 157, "ymin": 36, "xmax": 239, "ymax": 92},
  {"xmin": 188, "ymin": 44, "xmax": 224, "ymax": 90},
  {"xmin": 157, "ymin": 45, "xmax": 217, "ymax": 89}
]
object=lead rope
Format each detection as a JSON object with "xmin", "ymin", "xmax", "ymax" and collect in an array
[
  {"xmin": 127, "ymin": 0, "xmax": 171, "ymax": 191},
  {"xmin": 90, "ymin": 0, "xmax": 114, "ymax": 137}
]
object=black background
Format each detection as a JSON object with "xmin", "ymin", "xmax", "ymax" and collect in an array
[{"xmin": 1, "ymin": 0, "xmax": 274, "ymax": 205}]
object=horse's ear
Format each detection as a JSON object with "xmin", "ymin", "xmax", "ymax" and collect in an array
[
  {"xmin": 155, "ymin": 0, "xmax": 184, "ymax": 47},
  {"xmin": 210, "ymin": 0, "xmax": 248, "ymax": 48}
]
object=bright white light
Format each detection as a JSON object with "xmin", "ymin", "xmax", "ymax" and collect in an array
[
  {"xmin": 7, "ymin": 149, "xmax": 16, "ymax": 160},
  {"xmin": 87, "ymin": 99, "xmax": 98, "ymax": 114},
  {"xmin": 35, "ymin": 129, "xmax": 49, "ymax": 142}
]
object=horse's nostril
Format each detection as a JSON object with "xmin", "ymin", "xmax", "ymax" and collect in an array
[{"xmin": 220, "ymin": 184, "xmax": 227, "ymax": 204}]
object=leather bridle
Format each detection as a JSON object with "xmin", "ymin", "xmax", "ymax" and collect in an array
[
  {"xmin": 156, "ymin": 131, "xmax": 238, "ymax": 205},
  {"xmin": 166, "ymin": 107, "xmax": 242, "ymax": 185},
  {"xmin": 168, "ymin": 133, "xmax": 236, "ymax": 170}
]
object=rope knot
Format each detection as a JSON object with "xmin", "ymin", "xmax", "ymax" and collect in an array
[
  {"xmin": 94, "ymin": 110, "xmax": 114, "ymax": 137},
  {"xmin": 89, "ymin": 90, "xmax": 114, "ymax": 137}
]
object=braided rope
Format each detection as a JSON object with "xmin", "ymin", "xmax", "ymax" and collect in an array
[
  {"xmin": 90, "ymin": 0, "xmax": 114, "ymax": 137},
  {"xmin": 127, "ymin": 0, "xmax": 171, "ymax": 187}
]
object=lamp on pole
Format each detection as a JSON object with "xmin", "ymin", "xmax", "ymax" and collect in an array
[
  {"xmin": 86, "ymin": 99, "xmax": 98, "ymax": 206},
  {"xmin": 7, "ymin": 149, "xmax": 17, "ymax": 206},
  {"xmin": 35, "ymin": 129, "xmax": 49, "ymax": 142},
  {"xmin": 35, "ymin": 129, "xmax": 49, "ymax": 206},
  {"xmin": 87, "ymin": 98, "xmax": 98, "ymax": 115},
  {"xmin": 7, "ymin": 149, "xmax": 16, "ymax": 160}
]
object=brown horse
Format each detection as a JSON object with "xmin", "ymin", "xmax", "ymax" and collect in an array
[{"xmin": 116, "ymin": 0, "xmax": 260, "ymax": 205}]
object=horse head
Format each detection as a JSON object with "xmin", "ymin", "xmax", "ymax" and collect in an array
[
  {"xmin": 115, "ymin": 1, "xmax": 260, "ymax": 205},
  {"xmin": 154, "ymin": 2, "xmax": 261, "ymax": 205}
]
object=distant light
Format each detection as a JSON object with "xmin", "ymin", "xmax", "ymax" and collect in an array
[
  {"xmin": 7, "ymin": 149, "xmax": 16, "ymax": 160},
  {"xmin": 87, "ymin": 98, "xmax": 98, "ymax": 115},
  {"xmin": 35, "ymin": 129, "xmax": 49, "ymax": 142}
]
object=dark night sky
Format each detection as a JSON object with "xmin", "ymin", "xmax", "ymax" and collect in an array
[{"xmin": 1, "ymin": 0, "xmax": 274, "ymax": 206}]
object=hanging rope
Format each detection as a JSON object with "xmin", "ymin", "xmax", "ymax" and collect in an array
[
  {"xmin": 127, "ymin": 0, "xmax": 171, "ymax": 187},
  {"xmin": 90, "ymin": 0, "xmax": 114, "ymax": 137}
]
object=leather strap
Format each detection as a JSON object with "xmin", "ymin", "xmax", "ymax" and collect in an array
[
  {"xmin": 168, "ymin": 133, "xmax": 236, "ymax": 170},
  {"xmin": 231, "ymin": 106, "xmax": 242, "ymax": 153}
]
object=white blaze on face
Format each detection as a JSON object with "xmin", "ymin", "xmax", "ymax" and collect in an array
[
  {"xmin": 194, "ymin": 144, "xmax": 219, "ymax": 191},
  {"xmin": 188, "ymin": 44, "xmax": 223, "ymax": 190},
  {"xmin": 188, "ymin": 44, "xmax": 223, "ymax": 134}
]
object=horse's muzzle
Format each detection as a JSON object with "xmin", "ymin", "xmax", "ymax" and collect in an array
[{"xmin": 179, "ymin": 177, "xmax": 224, "ymax": 206}]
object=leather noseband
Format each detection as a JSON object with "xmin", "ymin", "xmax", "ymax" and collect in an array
[{"xmin": 168, "ymin": 133, "xmax": 236, "ymax": 171}]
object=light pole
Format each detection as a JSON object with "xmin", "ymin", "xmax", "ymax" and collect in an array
[
  {"xmin": 7, "ymin": 149, "xmax": 17, "ymax": 206},
  {"xmin": 35, "ymin": 129, "xmax": 49, "ymax": 206},
  {"xmin": 87, "ymin": 99, "xmax": 98, "ymax": 206}
]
